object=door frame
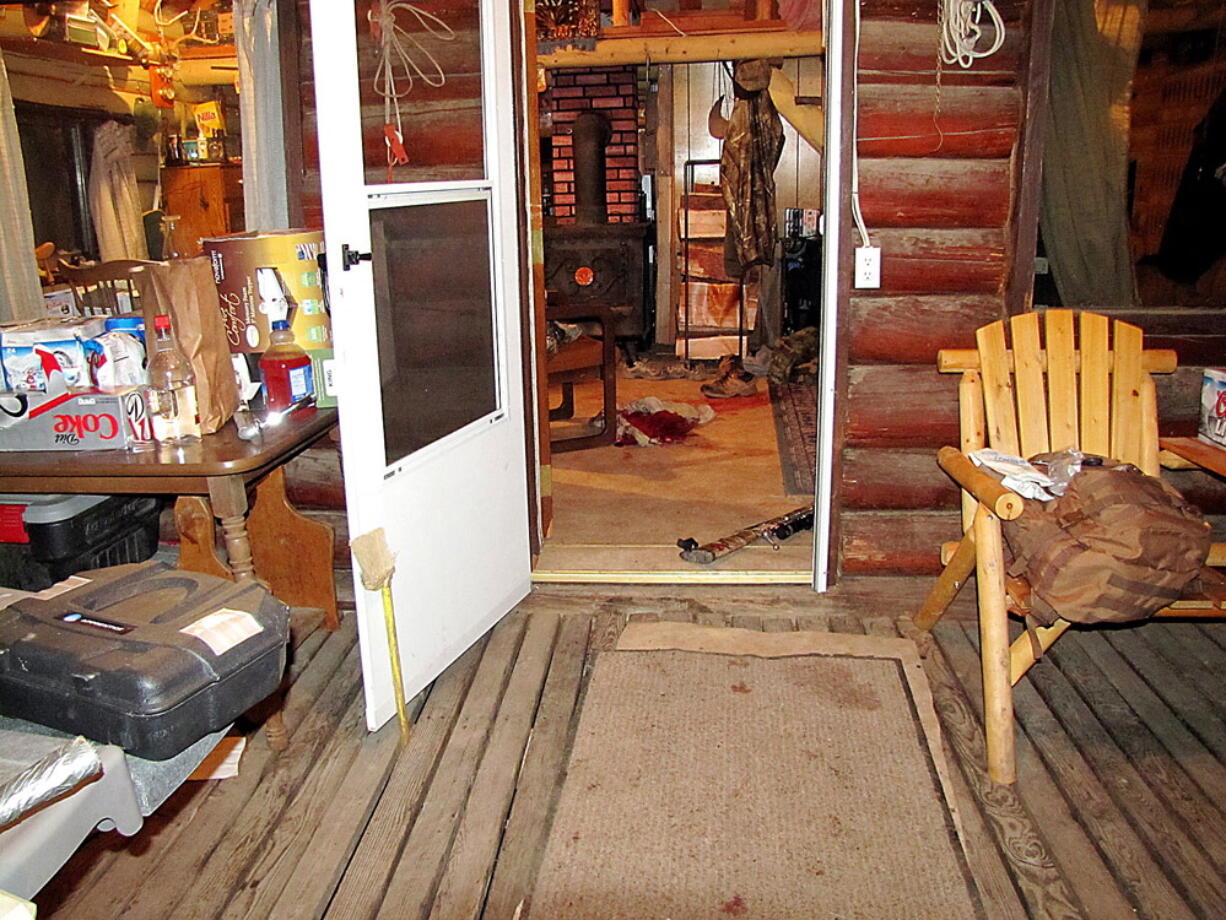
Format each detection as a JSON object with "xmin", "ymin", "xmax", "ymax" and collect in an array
[{"xmin": 518, "ymin": 22, "xmax": 843, "ymax": 589}]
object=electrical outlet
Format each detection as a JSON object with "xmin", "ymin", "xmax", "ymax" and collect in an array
[{"xmin": 854, "ymin": 246, "xmax": 881, "ymax": 289}]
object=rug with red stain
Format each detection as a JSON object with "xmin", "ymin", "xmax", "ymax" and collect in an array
[{"xmin": 524, "ymin": 622, "xmax": 983, "ymax": 919}]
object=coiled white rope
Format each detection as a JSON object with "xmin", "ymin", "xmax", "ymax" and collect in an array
[
  {"xmin": 369, "ymin": 0, "xmax": 456, "ymax": 175},
  {"xmin": 939, "ymin": 0, "xmax": 1006, "ymax": 69}
]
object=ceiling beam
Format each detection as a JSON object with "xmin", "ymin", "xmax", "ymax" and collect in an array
[{"xmin": 539, "ymin": 29, "xmax": 824, "ymax": 68}]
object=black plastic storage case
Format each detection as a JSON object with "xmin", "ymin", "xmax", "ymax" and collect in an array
[{"xmin": 0, "ymin": 561, "xmax": 289, "ymax": 759}]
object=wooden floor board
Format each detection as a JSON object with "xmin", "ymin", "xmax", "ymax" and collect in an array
[
  {"xmin": 33, "ymin": 582, "xmax": 1226, "ymax": 920},
  {"xmin": 955, "ymin": 624, "xmax": 1199, "ymax": 920},
  {"xmin": 1103, "ymin": 628, "xmax": 1226, "ymax": 762},
  {"xmin": 924, "ymin": 623, "xmax": 1086, "ymax": 920},
  {"xmin": 373, "ymin": 614, "xmax": 529, "ymax": 920},
  {"xmin": 428, "ymin": 613, "xmax": 561, "ymax": 920},
  {"xmin": 482, "ymin": 614, "xmax": 592, "ymax": 920},
  {"xmin": 161, "ymin": 646, "xmax": 364, "ymax": 920},
  {"xmin": 1027, "ymin": 643, "xmax": 1226, "ymax": 914},
  {"xmin": 323, "ymin": 637, "xmax": 489, "ymax": 920}
]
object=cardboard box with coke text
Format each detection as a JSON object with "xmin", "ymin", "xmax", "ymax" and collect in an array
[
  {"xmin": 1201, "ymin": 368, "xmax": 1226, "ymax": 448},
  {"xmin": 0, "ymin": 388, "xmax": 152, "ymax": 451}
]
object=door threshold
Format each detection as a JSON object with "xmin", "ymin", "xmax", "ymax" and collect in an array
[
  {"xmin": 532, "ymin": 569, "xmax": 812, "ymax": 585},
  {"xmin": 532, "ymin": 541, "xmax": 813, "ymax": 585}
]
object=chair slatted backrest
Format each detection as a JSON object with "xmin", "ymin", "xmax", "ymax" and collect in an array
[
  {"xmin": 60, "ymin": 260, "xmax": 158, "ymax": 317},
  {"xmin": 941, "ymin": 310, "xmax": 1177, "ymax": 531}
]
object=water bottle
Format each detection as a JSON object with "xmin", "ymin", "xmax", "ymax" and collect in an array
[{"xmin": 145, "ymin": 314, "xmax": 202, "ymax": 444}]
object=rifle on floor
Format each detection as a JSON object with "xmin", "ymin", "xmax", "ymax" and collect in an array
[{"xmin": 677, "ymin": 506, "xmax": 814, "ymax": 565}]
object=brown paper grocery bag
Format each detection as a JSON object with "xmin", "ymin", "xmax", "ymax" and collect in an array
[{"xmin": 134, "ymin": 257, "xmax": 239, "ymax": 434}]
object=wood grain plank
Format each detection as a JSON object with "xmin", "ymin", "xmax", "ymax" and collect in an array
[
  {"xmin": 927, "ymin": 623, "xmax": 1139, "ymax": 920},
  {"xmin": 162, "ymin": 649, "xmax": 364, "ymax": 920},
  {"xmin": 1010, "ymin": 312, "xmax": 1050, "ymax": 458},
  {"xmin": 263, "ymin": 722, "xmax": 402, "ymax": 920},
  {"xmin": 909, "ymin": 621, "xmax": 1087, "ymax": 920},
  {"xmin": 1135, "ymin": 621, "xmax": 1226, "ymax": 726},
  {"xmin": 976, "ymin": 320, "xmax": 1020, "ymax": 456},
  {"xmin": 428, "ymin": 614, "xmax": 561, "ymax": 920},
  {"xmin": 847, "ymin": 295, "xmax": 1003, "ymax": 364},
  {"xmin": 857, "ymin": 84, "xmax": 1019, "ymax": 157},
  {"xmin": 1109, "ymin": 320, "xmax": 1145, "ymax": 465},
  {"xmin": 1027, "ymin": 648, "xmax": 1226, "ymax": 910},
  {"xmin": 1044, "ymin": 635, "xmax": 1226, "ymax": 857},
  {"xmin": 1103, "ymin": 627, "xmax": 1226, "ymax": 763},
  {"xmin": 224, "ymin": 684, "xmax": 371, "ymax": 918},
  {"xmin": 960, "ymin": 369, "xmax": 987, "ymax": 531},
  {"xmin": 483, "ymin": 614, "xmax": 591, "ymax": 919},
  {"xmin": 1044, "ymin": 310, "xmax": 1079, "ymax": 452},
  {"xmin": 1079, "ymin": 314, "xmax": 1111, "ymax": 457},
  {"xmin": 324, "ymin": 637, "xmax": 490, "ymax": 920},
  {"xmin": 1072, "ymin": 630, "xmax": 1226, "ymax": 810},
  {"xmin": 115, "ymin": 638, "xmax": 361, "ymax": 920},
  {"xmin": 374, "ymin": 614, "xmax": 529, "ymax": 920}
]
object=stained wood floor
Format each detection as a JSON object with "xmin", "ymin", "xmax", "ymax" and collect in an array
[{"xmin": 34, "ymin": 579, "xmax": 1226, "ymax": 920}]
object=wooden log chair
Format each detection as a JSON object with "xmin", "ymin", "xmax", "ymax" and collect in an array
[
  {"xmin": 913, "ymin": 310, "xmax": 1226, "ymax": 784},
  {"xmin": 546, "ymin": 298, "xmax": 617, "ymax": 452}
]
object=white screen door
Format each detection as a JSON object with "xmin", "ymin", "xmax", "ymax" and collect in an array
[{"xmin": 309, "ymin": 0, "xmax": 530, "ymax": 729}]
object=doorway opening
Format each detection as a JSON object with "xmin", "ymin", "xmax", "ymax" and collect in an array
[{"xmin": 533, "ymin": 57, "xmax": 825, "ymax": 583}]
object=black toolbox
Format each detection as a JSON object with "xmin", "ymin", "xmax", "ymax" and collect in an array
[{"xmin": 0, "ymin": 561, "xmax": 289, "ymax": 759}]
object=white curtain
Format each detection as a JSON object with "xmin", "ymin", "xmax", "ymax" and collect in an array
[
  {"xmin": 89, "ymin": 120, "xmax": 150, "ymax": 262},
  {"xmin": 0, "ymin": 49, "xmax": 45, "ymax": 324},
  {"xmin": 1040, "ymin": 0, "xmax": 1147, "ymax": 306},
  {"xmin": 235, "ymin": 0, "xmax": 290, "ymax": 230}
]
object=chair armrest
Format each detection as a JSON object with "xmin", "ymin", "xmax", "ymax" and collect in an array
[{"xmin": 937, "ymin": 446, "xmax": 1024, "ymax": 521}]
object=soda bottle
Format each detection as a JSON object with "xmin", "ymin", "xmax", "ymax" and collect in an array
[
  {"xmin": 145, "ymin": 314, "xmax": 202, "ymax": 443},
  {"xmin": 259, "ymin": 320, "xmax": 314, "ymax": 412}
]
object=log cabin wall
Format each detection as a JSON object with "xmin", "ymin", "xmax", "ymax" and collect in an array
[{"xmin": 839, "ymin": 1, "xmax": 1026, "ymax": 577}]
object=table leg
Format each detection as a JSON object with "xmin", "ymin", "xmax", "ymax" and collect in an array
[
  {"xmin": 205, "ymin": 475, "xmax": 290, "ymax": 752},
  {"xmin": 207, "ymin": 475, "xmax": 256, "ymax": 582}
]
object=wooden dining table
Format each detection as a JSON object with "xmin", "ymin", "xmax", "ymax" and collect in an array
[{"xmin": 0, "ymin": 406, "xmax": 340, "ymax": 629}]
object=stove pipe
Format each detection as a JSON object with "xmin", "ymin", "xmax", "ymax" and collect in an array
[{"xmin": 572, "ymin": 110, "xmax": 612, "ymax": 224}]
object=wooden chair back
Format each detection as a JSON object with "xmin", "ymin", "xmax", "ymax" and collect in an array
[
  {"xmin": 938, "ymin": 310, "xmax": 1178, "ymax": 529},
  {"xmin": 59, "ymin": 260, "xmax": 160, "ymax": 317}
]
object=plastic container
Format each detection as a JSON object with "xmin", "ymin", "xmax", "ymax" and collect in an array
[
  {"xmin": 104, "ymin": 314, "xmax": 146, "ymax": 346},
  {"xmin": 259, "ymin": 320, "xmax": 314, "ymax": 411},
  {"xmin": 0, "ymin": 494, "xmax": 161, "ymax": 591},
  {"xmin": 0, "ymin": 560, "xmax": 289, "ymax": 759}
]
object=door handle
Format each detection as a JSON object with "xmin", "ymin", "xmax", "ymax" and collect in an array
[{"xmin": 341, "ymin": 244, "xmax": 372, "ymax": 271}]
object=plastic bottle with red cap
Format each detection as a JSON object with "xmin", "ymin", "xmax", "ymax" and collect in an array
[{"xmin": 145, "ymin": 314, "xmax": 201, "ymax": 443}]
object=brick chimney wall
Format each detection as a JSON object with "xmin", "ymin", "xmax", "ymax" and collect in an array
[{"xmin": 541, "ymin": 66, "xmax": 641, "ymax": 224}]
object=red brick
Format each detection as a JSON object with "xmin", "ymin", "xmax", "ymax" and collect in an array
[
  {"xmin": 551, "ymin": 111, "xmax": 579, "ymax": 123},
  {"xmin": 552, "ymin": 74, "xmax": 575, "ymax": 86},
  {"xmin": 556, "ymin": 98, "xmax": 589, "ymax": 111},
  {"xmin": 553, "ymin": 171, "xmax": 575, "ymax": 183},
  {"xmin": 607, "ymin": 156, "xmax": 637, "ymax": 168},
  {"xmin": 549, "ymin": 86, "xmax": 584, "ymax": 98},
  {"xmin": 607, "ymin": 180, "xmax": 636, "ymax": 191},
  {"xmin": 611, "ymin": 120, "xmax": 637, "ymax": 132},
  {"xmin": 575, "ymin": 73, "xmax": 608, "ymax": 85},
  {"xmin": 553, "ymin": 157, "xmax": 572, "ymax": 168},
  {"xmin": 583, "ymin": 85, "xmax": 618, "ymax": 97},
  {"xmin": 552, "ymin": 135, "xmax": 572, "ymax": 147},
  {"xmin": 608, "ymin": 203, "xmax": 637, "ymax": 214},
  {"xmin": 553, "ymin": 193, "xmax": 576, "ymax": 204}
]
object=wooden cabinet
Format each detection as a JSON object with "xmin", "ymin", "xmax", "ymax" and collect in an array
[{"xmin": 161, "ymin": 164, "xmax": 244, "ymax": 256}]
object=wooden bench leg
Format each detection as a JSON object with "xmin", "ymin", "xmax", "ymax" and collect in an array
[
  {"xmin": 915, "ymin": 531, "xmax": 976, "ymax": 632},
  {"xmin": 174, "ymin": 496, "xmax": 231, "ymax": 580},
  {"xmin": 1009, "ymin": 618, "xmax": 1071, "ymax": 685},
  {"xmin": 975, "ymin": 505, "xmax": 1015, "ymax": 784}
]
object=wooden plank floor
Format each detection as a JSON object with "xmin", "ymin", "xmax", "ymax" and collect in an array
[{"xmin": 33, "ymin": 579, "xmax": 1226, "ymax": 920}]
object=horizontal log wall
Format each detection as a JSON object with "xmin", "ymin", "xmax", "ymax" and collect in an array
[{"xmin": 839, "ymin": 10, "xmax": 1018, "ymax": 575}]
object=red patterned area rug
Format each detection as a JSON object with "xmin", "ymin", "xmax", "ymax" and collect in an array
[{"xmin": 769, "ymin": 379, "xmax": 817, "ymax": 495}]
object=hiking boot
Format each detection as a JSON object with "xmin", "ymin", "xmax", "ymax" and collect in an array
[{"xmin": 701, "ymin": 355, "xmax": 758, "ymax": 398}]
